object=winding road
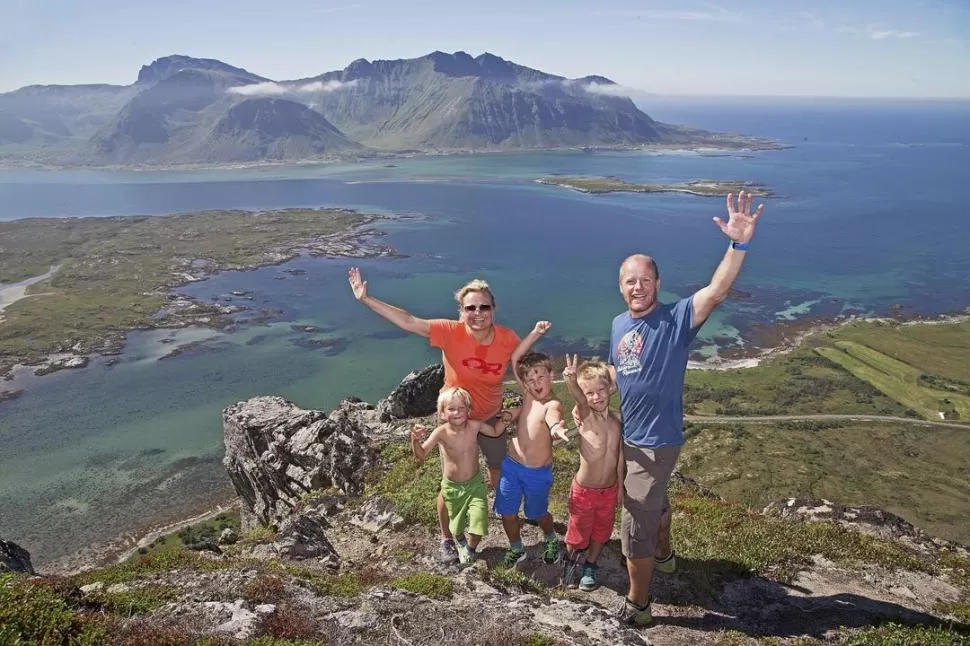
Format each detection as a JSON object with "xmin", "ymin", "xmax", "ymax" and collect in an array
[{"xmin": 685, "ymin": 414, "xmax": 969, "ymax": 430}]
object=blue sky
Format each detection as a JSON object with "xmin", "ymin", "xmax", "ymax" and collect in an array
[{"xmin": 1, "ymin": 0, "xmax": 968, "ymax": 97}]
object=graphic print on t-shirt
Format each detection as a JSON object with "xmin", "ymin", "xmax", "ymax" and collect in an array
[
  {"xmin": 616, "ymin": 329, "xmax": 644, "ymax": 376},
  {"xmin": 461, "ymin": 356, "xmax": 504, "ymax": 376}
]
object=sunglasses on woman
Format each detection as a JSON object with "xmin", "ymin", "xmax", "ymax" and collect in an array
[{"xmin": 462, "ymin": 304, "xmax": 493, "ymax": 312}]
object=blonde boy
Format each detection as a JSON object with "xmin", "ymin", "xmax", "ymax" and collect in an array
[
  {"xmin": 560, "ymin": 354, "xmax": 623, "ymax": 591},
  {"xmin": 411, "ymin": 387, "xmax": 502, "ymax": 565},
  {"xmin": 494, "ymin": 321, "xmax": 567, "ymax": 568}
]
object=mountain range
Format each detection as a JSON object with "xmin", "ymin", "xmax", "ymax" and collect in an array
[{"xmin": 0, "ymin": 52, "xmax": 771, "ymax": 167}]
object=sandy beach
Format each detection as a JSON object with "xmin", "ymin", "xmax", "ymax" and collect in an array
[{"xmin": 0, "ymin": 265, "xmax": 58, "ymax": 324}]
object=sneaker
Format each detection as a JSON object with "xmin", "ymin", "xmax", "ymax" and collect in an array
[
  {"xmin": 457, "ymin": 543, "xmax": 476, "ymax": 566},
  {"xmin": 543, "ymin": 536, "xmax": 562, "ymax": 564},
  {"xmin": 439, "ymin": 540, "xmax": 459, "ymax": 565},
  {"xmin": 579, "ymin": 564, "xmax": 599, "ymax": 591},
  {"xmin": 618, "ymin": 597, "xmax": 653, "ymax": 627},
  {"xmin": 500, "ymin": 547, "xmax": 527, "ymax": 568},
  {"xmin": 655, "ymin": 550, "xmax": 676, "ymax": 574}
]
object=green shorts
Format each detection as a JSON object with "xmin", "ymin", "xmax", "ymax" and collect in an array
[{"xmin": 441, "ymin": 471, "xmax": 488, "ymax": 538}]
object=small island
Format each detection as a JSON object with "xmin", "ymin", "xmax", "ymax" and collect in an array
[
  {"xmin": 0, "ymin": 208, "xmax": 393, "ymax": 380},
  {"xmin": 536, "ymin": 175, "xmax": 772, "ymax": 197}
]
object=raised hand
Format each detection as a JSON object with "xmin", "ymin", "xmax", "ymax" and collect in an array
[
  {"xmin": 410, "ymin": 424, "xmax": 428, "ymax": 443},
  {"xmin": 532, "ymin": 320, "xmax": 552, "ymax": 336},
  {"xmin": 347, "ymin": 267, "xmax": 368, "ymax": 301},
  {"xmin": 713, "ymin": 191, "xmax": 765, "ymax": 244},
  {"xmin": 562, "ymin": 354, "xmax": 579, "ymax": 382}
]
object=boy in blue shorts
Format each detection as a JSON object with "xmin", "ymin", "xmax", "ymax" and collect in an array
[{"xmin": 494, "ymin": 321, "xmax": 568, "ymax": 567}]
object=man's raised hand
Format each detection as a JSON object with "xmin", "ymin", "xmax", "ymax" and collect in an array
[
  {"xmin": 714, "ymin": 191, "xmax": 765, "ymax": 244},
  {"xmin": 532, "ymin": 320, "xmax": 552, "ymax": 336},
  {"xmin": 562, "ymin": 354, "xmax": 579, "ymax": 383},
  {"xmin": 347, "ymin": 267, "xmax": 368, "ymax": 301}
]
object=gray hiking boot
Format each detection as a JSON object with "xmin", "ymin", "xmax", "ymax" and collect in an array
[{"xmin": 439, "ymin": 539, "xmax": 459, "ymax": 564}]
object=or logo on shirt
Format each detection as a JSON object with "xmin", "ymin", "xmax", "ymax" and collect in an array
[
  {"xmin": 616, "ymin": 330, "xmax": 644, "ymax": 376},
  {"xmin": 462, "ymin": 356, "xmax": 504, "ymax": 376}
]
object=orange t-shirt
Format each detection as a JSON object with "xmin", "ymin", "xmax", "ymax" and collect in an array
[{"xmin": 428, "ymin": 320, "xmax": 521, "ymax": 421}]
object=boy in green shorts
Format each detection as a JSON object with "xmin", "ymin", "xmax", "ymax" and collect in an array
[{"xmin": 411, "ymin": 386, "xmax": 504, "ymax": 565}]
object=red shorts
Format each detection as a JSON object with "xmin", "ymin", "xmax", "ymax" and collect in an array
[{"xmin": 565, "ymin": 479, "xmax": 619, "ymax": 550}]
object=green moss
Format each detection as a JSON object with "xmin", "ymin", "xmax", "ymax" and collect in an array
[
  {"xmin": 933, "ymin": 600, "xmax": 970, "ymax": 623},
  {"xmin": 371, "ymin": 441, "xmax": 442, "ymax": 528},
  {"xmin": 74, "ymin": 550, "xmax": 227, "ymax": 586},
  {"xmin": 520, "ymin": 634, "xmax": 560, "ymax": 646},
  {"xmin": 283, "ymin": 564, "xmax": 388, "ymax": 598},
  {"xmin": 836, "ymin": 622, "xmax": 970, "ymax": 645},
  {"xmin": 390, "ymin": 572, "xmax": 453, "ymax": 599},
  {"xmin": 0, "ymin": 572, "xmax": 108, "ymax": 645},
  {"xmin": 94, "ymin": 584, "xmax": 180, "ymax": 616}
]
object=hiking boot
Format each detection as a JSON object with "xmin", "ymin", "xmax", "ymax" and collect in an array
[
  {"xmin": 618, "ymin": 597, "xmax": 653, "ymax": 627},
  {"xmin": 543, "ymin": 536, "xmax": 562, "ymax": 564},
  {"xmin": 578, "ymin": 564, "xmax": 599, "ymax": 591},
  {"xmin": 439, "ymin": 539, "xmax": 459, "ymax": 565},
  {"xmin": 655, "ymin": 550, "xmax": 676, "ymax": 574},
  {"xmin": 457, "ymin": 543, "xmax": 476, "ymax": 566},
  {"xmin": 500, "ymin": 547, "xmax": 527, "ymax": 568}
]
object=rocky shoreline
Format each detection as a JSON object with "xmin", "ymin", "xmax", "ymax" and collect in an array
[{"xmin": 0, "ymin": 213, "xmax": 397, "ymax": 394}]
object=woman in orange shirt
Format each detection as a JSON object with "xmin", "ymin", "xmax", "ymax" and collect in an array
[{"xmin": 348, "ymin": 268, "xmax": 520, "ymax": 564}]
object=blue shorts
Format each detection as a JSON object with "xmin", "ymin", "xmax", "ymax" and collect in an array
[{"xmin": 494, "ymin": 456, "xmax": 554, "ymax": 520}]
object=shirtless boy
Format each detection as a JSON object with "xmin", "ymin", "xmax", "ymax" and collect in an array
[
  {"xmin": 494, "ymin": 321, "xmax": 567, "ymax": 568},
  {"xmin": 560, "ymin": 354, "xmax": 624, "ymax": 591},
  {"xmin": 411, "ymin": 387, "xmax": 503, "ymax": 565}
]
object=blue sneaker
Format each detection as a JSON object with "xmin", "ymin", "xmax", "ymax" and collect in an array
[{"xmin": 578, "ymin": 564, "xmax": 599, "ymax": 591}]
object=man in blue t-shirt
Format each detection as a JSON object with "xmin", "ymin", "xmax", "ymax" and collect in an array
[{"xmin": 612, "ymin": 191, "xmax": 767, "ymax": 627}]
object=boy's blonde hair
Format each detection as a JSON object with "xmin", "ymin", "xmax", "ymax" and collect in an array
[
  {"xmin": 577, "ymin": 360, "xmax": 612, "ymax": 387},
  {"xmin": 516, "ymin": 351, "xmax": 552, "ymax": 380},
  {"xmin": 437, "ymin": 386, "xmax": 473, "ymax": 414},
  {"xmin": 455, "ymin": 279, "xmax": 495, "ymax": 307}
]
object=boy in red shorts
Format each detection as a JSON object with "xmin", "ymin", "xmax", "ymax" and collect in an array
[{"xmin": 560, "ymin": 354, "xmax": 624, "ymax": 591}]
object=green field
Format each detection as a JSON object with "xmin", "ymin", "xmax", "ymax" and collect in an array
[
  {"xmin": 684, "ymin": 317, "xmax": 970, "ymax": 421},
  {"xmin": 813, "ymin": 320, "xmax": 970, "ymax": 420},
  {"xmin": 0, "ymin": 208, "xmax": 371, "ymax": 375},
  {"xmin": 535, "ymin": 175, "xmax": 770, "ymax": 196},
  {"xmin": 679, "ymin": 419, "xmax": 970, "ymax": 544}
]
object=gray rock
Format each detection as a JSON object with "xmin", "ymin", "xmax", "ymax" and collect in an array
[
  {"xmin": 348, "ymin": 495, "xmax": 406, "ymax": 533},
  {"xmin": 376, "ymin": 364, "xmax": 444, "ymax": 421},
  {"xmin": 274, "ymin": 507, "xmax": 338, "ymax": 564},
  {"xmin": 222, "ymin": 396, "xmax": 378, "ymax": 531},
  {"xmin": 218, "ymin": 528, "xmax": 239, "ymax": 545},
  {"xmin": 0, "ymin": 538, "xmax": 35, "ymax": 575}
]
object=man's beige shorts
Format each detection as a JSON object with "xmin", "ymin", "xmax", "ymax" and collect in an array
[
  {"xmin": 620, "ymin": 443, "xmax": 681, "ymax": 560},
  {"xmin": 477, "ymin": 415, "xmax": 507, "ymax": 470}
]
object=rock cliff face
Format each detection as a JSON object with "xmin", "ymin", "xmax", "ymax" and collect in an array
[{"xmin": 221, "ymin": 396, "xmax": 380, "ymax": 531}]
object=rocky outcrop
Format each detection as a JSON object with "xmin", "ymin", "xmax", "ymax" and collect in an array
[
  {"xmin": 222, "ymin": 396, "xmax": 378, "ymax": 531},
  {"xmin": 764, "ymin": 498, "xmax": 970, "ymax": 557},
  {"xmin": 0, "ymin": 538, "xmax": 35, "ymax": 574},
  {"xmin": 375, "ymin": 363, "xmax": 443, "ymax": 421}
]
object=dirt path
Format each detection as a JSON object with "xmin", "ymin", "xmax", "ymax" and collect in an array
[{"xmin": 0, "ymin": 264, "xmax": 58, "ymax": 324}]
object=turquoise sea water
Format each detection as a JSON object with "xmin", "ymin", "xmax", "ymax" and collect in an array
[{"xmin": 1, "ymin": 99, "xmax": 969, "ymax": 565}]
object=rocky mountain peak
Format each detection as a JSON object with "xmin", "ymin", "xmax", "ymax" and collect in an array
[{"xmin": 136, "ymin": 55, "xmax": 267, "ymax": 85}]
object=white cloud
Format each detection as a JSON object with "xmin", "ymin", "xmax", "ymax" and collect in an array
[
  {"xmin": 583, "ymin": 82, "xmax": 635, "ymax": 98},
  {"xmin": 311, "ymin": 3, "xmax": 360, "ymax": 13},
  {"xmin": 837, "ymin": 23, "xmax": 921, "ymax": 41},
  {"xmin": 297, "ymin": 79, "xmax": 358, "ymax": 93},
  {"xmin": 590, "ymin": 6, "xmax": 740, "ymax": 22},
  {"xmin": 228, "ymin": 82, "xmax": 287, "ymax": 96},
  {"xmin": 226, "ymin": 79, "xmax": 358, "ymax": 97}
]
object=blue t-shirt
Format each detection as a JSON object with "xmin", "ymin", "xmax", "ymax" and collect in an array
[{"xmin": 609, "ymin": 296, "xmax": 700, "ymax": 448}]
